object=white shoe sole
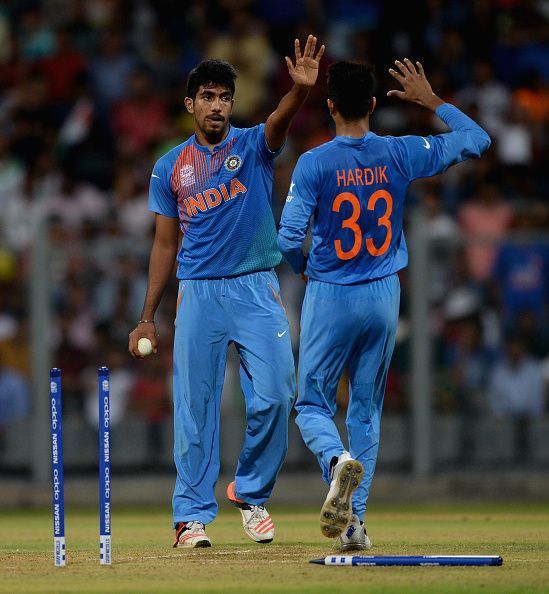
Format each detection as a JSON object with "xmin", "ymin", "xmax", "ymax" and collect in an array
[
  {"xmin": 320, "ymin": 460, "xmax": 363, "ymax": 538},
  {"xmin": 178, "ymin": 536, "xmax": 212, "ymax": 548}
]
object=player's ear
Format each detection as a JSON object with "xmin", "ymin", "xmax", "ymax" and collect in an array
[
  {"xmin": 327, "ymin": 98, "xmax": 335, "ymax": 116},
  {"xmin": 184, "ymin": 97, "xmax": 194, "ymax": 114},
  {"xmin": 369, "ymin": 97, "xmax": 377, "ymax": 115}
]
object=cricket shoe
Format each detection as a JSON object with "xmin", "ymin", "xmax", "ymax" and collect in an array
[
  {"xmin": 332, "ymin": 514, "xmax": 372, "ymax": 551},
  {"xmin": 320, "ymin": 452, "xmax": 364, "ymax": 538},
  {"xmin": 227, "ymin": 481, "xmax": 274, "ymax": 543},
  {"xmin": 173, "ymin": 521, "xmax": 212, "ymax": 548}
]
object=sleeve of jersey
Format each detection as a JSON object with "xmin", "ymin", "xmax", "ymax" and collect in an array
[
  {"xmin": 277, "ymin": 153, "xmax": 318, "ymax": 274},
  {"xmin": 148, "ymin": 157, "xmax": 178, "ymax": 218},
  {"xmin": 256, "ymin": 123, "xmax": 284, "ymax": 162},
  {"xmin": 397, "ymin": 103, "xmax": 491, "ymax": 181}
]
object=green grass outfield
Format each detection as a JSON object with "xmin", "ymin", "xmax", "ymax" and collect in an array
[{"xmin": 1, "ymin": 503, "xmax": 548, "ymax": 593}]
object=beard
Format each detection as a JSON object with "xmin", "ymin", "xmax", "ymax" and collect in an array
[{"xmin": 201, "ymin": 116, "xmax": 229, "ymax": 142}]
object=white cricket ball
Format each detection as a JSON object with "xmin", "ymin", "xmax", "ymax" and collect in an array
[{"xmin": 137, "ymin": 337, "xmax": 153, "ymax": 356}]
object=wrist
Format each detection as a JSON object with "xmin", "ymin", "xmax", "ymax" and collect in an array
[
  {"xmin": 137, "ymin": 319, "xmax": 155, "ymax": 325},
  {"xmin": 421, "ymin": 93, "xmax": 445, "ymax": 111},
  {"xmin": 292, "ymin": 83, "xmax": 311, "ymax": 96}
]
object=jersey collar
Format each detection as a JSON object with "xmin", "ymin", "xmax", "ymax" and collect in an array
[
  {"xmin": 333, "ymin": 132, "xmax": 373, "ymax": 146},
  {"xmin": 192, "ymin": 125, "xmax": 236, "ymax": 153}
]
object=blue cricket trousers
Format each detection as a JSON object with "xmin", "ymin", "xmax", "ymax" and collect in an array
[
  {"xmin": 172, "ymin": 270, "xmax": 295, "ymax": 525},
  {"xmin": 295, "ymin": 274, "xmax": 400, "ymax": 521}
]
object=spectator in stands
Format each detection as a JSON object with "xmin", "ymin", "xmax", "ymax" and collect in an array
[
  {"xmin": 444, "ymin": 316, "xmax": 491, "ymax": 464},
  {"xmin": 112, "ymin": 67, "xmax": 168, "ymax": 155},
  {"xmin": 39, "ymin": 27, "xmax": 86, "ymax": 113},
  {"xmin": 493, "ymin": 211, "xmax": 548, "ymax": 330},
  {"xmin": 458, "ymin": 175, "xmax": 513, "ymax": 285},
  {"xmin": 456, "ymin": 61, "xmax": 511, "ymax": 136},
  {"xmin": 0, "ymin": 355, "xmax": 30, "ymax": 457},
  {"xmin": 130, "ymin": 354, "xmax": 171, "ymax": 467},
  {"xmin": 18, "ymin": 5, "xmax": 55, "ymax": 61},
  {"xmin": 420, "ymin": 184, "xmax": 459, "ymax": 305},
  {"xmin": 488, "ymin": 334, "xmax": 545, "ymax": 464},
  {"xmin": 89, "ymin": 29, "xmax": 136, "ymax": 108}
]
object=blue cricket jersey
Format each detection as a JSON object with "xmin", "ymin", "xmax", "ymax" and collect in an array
[
  {"xmin": 149, "ymin": 124, "xmax": 282, "ymax": 279},
  {"xmin": 278, "ymin": 103, "xmax": 491, "ymax": 284}
]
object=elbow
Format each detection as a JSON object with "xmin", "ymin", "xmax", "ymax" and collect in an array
[
  {"xmin": 277, "ymin": 233, "xmax": 291, "ymax": 259},
  {"xmin": 473, "ymin": 127, "xmax": 491, "ymax": 156},
  {"xmin": 466, "ymin": 131, "xmax": 491, "ymax": 159},
  {"xmin": 479, "ymin": 129, "xmax": 491, "ymax": 154}
]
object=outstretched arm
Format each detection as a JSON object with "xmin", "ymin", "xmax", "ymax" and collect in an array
[
  {"xmin": 387, "ymin": 58, "xmax": 491, "ymax": 179},
  {"xmin": 264, "ymin": 35, "xmax": 325, "ymax": 151}
]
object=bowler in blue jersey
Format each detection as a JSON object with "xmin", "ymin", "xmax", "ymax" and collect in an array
[
  {"xmin": 278, "ymin": 60, "xmax": 491, "ymax": 550},
  {"xmin": 129, "ymin": 36, "xmax": 325, "ymax": 548}
]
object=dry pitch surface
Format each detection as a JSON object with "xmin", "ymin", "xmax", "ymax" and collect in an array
[{"xmin": 1, "ymin": 503, "xmax": 548, "ymax": 593}]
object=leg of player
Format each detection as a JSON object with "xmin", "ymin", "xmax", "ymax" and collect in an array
[
  {"xmin": 295, "ymin": 279, "xmax": 364, "ymax": 539},
  {"xmin": 172, "ymin": 280, "xmax": 229, "ymax": 548},
  {"xmin": 337, "ymin": 274, "xmax": 400, "ymax": 551},
  {"xmin": 226, "ymin": 271, "xmax": 295, "ymax": 544}
]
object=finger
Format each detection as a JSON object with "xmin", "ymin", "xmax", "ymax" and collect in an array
[
  {"xmin": 388, "ymin": 68, "xmax": 405, "ymax": 83},
  {"xmin": 403, "ymin": 58, "xmax": 417, "ymax": 75},
  {"xmin": 394, "ymin": 60, "xmax": 409, "ymax": 77},
  {"xmin": 285, "ymin": 56, "xmax": 294, "ymax": 72},
  {"xmin": 309, "ymin": 36, "xmax": 317, "ymax": 57},
  {"xmin": 416, "ymin": 61, "xmax": 425, "ymax": 77},
  {"xmin": 387, "ymin": 89, "xmax": 406, "ymax": 99},
  {"xmin": 130, "ymin": 346, "xmax": 143, "ymax": 359},
  {"xmin": 303, "ymin": 34, "xmax": 312, "ymax": 58},
  {"xmin": 315, "ymin": 44, "xmax": 325, "ymax": 62},
  {"xmin": 294, "ymin": 38, "xmax": 301, "ymax": 62}
]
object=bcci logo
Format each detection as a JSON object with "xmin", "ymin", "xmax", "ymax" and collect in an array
[{"xmin": 224, "ymin": 154, "xmax": 242, "ymax": 173}]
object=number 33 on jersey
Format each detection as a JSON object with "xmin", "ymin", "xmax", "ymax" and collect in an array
[
  {"xmin": 278, "ymin": 133, "xmax": 413, "ymax": 285},
  {"xmin": 278, "ymin": 104, "xmax": 491, "ymax": 285}
]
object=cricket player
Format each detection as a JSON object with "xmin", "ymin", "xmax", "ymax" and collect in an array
[
  {"xmin": 278, "ymin": 59, "xmax": 491, "ymax": 550},
  {"xmin": 128, "ymin": 36, "xmax": 325, "ymax": 547}
]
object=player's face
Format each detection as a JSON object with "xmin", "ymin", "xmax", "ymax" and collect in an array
[{"xmin": 185, "ymin": 84, "xmax": 234, "ymax": 139}]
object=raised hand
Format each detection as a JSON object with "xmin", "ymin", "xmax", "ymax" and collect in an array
[
  {"xmin": 285, "ymin": 35, "xmax": 325, "ymax": 88},
  {"xmin": 387, "ymin": 58, "xmax": 444, "ymax": 111}
]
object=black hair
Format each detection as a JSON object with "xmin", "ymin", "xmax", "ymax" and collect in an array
[
  {"xmin": 327, "ymin": 61, "xmax": 376, "ymax": 120},
  {"xmin": 186, "ymin": 59, "xmax": 237, "ymax": 99}
]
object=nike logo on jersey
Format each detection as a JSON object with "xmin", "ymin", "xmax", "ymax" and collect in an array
[
  {"xmin": 286, "ymin": 180, "xmax": 296, "ymax": 202},
  {"xmin": 151, "ymin": 174, "xmax": 160, "ymax": 178},
  {"xmin": 422, "ymin": 137, "xmax": 431, "ymax": 149},
  {"xmin": 182, "ymin": 178, "xmax": 248, "ymax": 217},
  {"xmin": 277, "ymin": 330, "xmax": 287, "ymax": 338}
]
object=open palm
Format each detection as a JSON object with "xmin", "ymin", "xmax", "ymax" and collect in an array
[{"xmin": 286, "ymin": 35, "xmax": 325, "ymax": 88}]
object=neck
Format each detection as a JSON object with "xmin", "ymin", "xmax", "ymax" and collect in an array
[
  {"xmin": 334, "ymin": 116, "xmax": 370, "ymax": 138},
  {"xmin": 194, "ymin": 125, "xmax": 230, "ymax": 151}
]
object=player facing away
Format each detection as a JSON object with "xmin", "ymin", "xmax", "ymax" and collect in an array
[
  {"xmin": 278, "ymin": 59, "xmax": 491, "ymax": 550},
  {"xmin": 128, "ymin": 36, "xmax": 325, "ymax": 548}
]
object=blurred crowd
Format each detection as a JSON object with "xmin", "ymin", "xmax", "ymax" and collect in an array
[{"xmin": 0, "ymin": 0, "xmax": 547, "ymax": 469}]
